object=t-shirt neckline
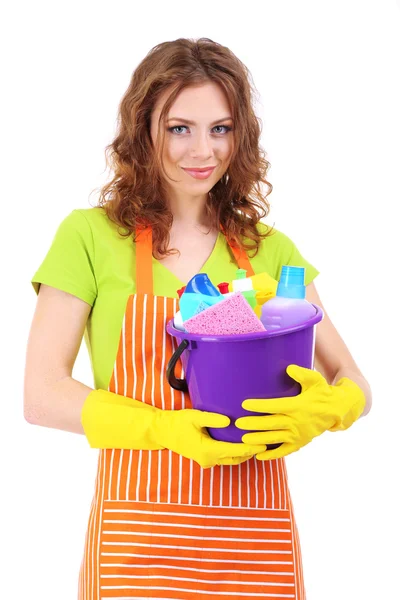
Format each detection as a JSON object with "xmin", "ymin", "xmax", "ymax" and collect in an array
[{"xmin": 152, "ymin": 231, "xmax": 224, "ymax": 288}]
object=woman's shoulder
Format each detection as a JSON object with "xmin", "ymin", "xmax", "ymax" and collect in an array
[
  {"xmin": 255, "ymin": 220, "xmax": 294, "ymax": 249},
  {"xmin": 70, "ymin": 205, "xmax": 112, "ymax": 229},
  {"xmin": 63, "ymin": 206, "xmax": 127, "ymax": 241},
  {"xmin": 253, "ymin": 220, "xmax": 320, "ymax": 285}
]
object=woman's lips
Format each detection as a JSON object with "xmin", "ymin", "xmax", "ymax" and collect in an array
[{"xmin": 182, "ymin": 167, "xmax": 216, "ymax": 179}]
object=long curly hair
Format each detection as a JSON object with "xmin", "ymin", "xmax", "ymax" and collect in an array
[{"xmin": 93, "ymin": 37, "xmax": 274, "ymax": 259}]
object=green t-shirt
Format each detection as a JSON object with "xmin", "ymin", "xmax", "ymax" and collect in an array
[{"xmin": 31, "ymin": 208, "xmax": 319, "ymax": 391}]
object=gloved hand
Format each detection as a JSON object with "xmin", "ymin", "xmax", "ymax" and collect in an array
[
  {"xmin": 235, "ymin": 365, "xmax": 366, "ymax": 461},
  {"xmin": 81, "ymin": 389, "xmax": 266, "ymax": 469}
]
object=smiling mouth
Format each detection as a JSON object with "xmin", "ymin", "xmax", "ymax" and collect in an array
[
  {"xmin": 181, "ymin": 166, "xmax": 216, "ymax": 179},
  {"xmin": 182, "ymin": 167, "xmax": 217, "ymax": 172}
]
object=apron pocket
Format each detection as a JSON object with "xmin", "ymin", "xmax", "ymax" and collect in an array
[{"xmin": 99, "ymin": 499, "xmax": 298, "ymax": 599}]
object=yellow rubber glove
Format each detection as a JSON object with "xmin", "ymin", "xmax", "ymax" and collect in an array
[
  {"xmin": 81, "ymin": 389, "xmax": 266, "ymax": 469},
  {"xmin": 235, "ymin": 365, "xmax": 366, "ymax": 461}
]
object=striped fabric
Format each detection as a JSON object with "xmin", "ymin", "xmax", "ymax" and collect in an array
[{"xmin": 78, "ymin": 293, "xmax": 306, "ymax": 599}]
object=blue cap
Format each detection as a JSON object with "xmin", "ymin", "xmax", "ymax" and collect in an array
[
  {"xmin": 184, "ymin": 273, "xmax": 221, "ymax": 297},
  {"xmin": 276, "ymin": 266, "xmax": 306, "ymax": 299}
]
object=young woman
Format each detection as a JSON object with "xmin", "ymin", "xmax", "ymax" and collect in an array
[{"xmin": 24, "ymin": 37, "xmax": 372, "ymax": 599}]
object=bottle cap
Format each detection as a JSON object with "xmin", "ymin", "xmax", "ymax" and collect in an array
[
  {"xmin": 236, "ymin": 268, "xmax": 247, "ymax": 279},
  {"xmin": 217, "ymin": 282, "xmax": 230, "ymax": 294},
  {"xmin": 277, "ymin": 266, "xmax": 306, "ymax": 299},
  {"xmin": 177, "ymin": 286, "xmax": 186, "ymax": 298}
]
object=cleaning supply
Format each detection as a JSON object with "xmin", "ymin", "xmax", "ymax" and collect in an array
[
  {"xmin": 238, "ymin": 288, "xmax": 261, "ymax": 317},
  {"xmin": 228, "ymin": 271, "xmax": 277, "ymax": 316},
  {"xmin": 174, "ymin": 286, "xmax": 187, "ymax": 330},
  {"xmin": 255, "ymin": 290, "xmax": 275, "ymax": 307},
  {"xmin": 193, "ymin": 301, "xmax": 210, "ymax": 316},
  {"xmin": 250, "ymin": 272, "xmax": 278, "ymax": 296},
  {"xmin": 186, "ymin": 273, "xmax": 220, "ymax": 295},
  {"xmin": 173, "ymin": 310, "xmax": 186, "ymax": 331},
  {"xmin": 237, "ymin": 364, "xmax": 366, "ymax": 460},
  {"xmin": 81, "ymin": 389, "xmax": 265, "ymax": 468},
  {"xmin": 166, "ymin": 305, "xmax": 324, "ymax": 443},
  {"xmin": 217, "ymin": 281, "xmax": 235, "ymax": 299},
  {"xmin": 254, "ymin": 304, "xmax": 262, "ymax": 319},
  {"xmin": 253, "ymin": 272, "xmax": 278, "ymax": 308},
  {"xmin": 242, "ymin": 289, "xmax": 258, "ymax": 311},
  {"xmin": 217, "ymin": 282, "xmax": 230, "ymax": 294},
  {"xmin": 177, "ymin": 286, "xmax": 186, "ymax": 298},
  {"xmin": 224, "ymin": 271, "xmax": 260, "ymax": 314},
  {"xmin": 232, "ymin": 268, "xmax": 253, "ymax": 292},
  {"xmin": 184, "ymin": 292, "xmax": 266, "ymax": 335},
  {"xmin": 250, "ymin": 290, "xmax": 262, "ymax": 319},
  {"xmin": 179, "ymin": 273, "xmax": 223, "ymax": 322},
  {"xmin": 228, "ymin": 271, "xmax": 278, "ymax": 296},
  {"xmin": 260, "ymin": 266, "xmax": 316, "ymax": 330}
]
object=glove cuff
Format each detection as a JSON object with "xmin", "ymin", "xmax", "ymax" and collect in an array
[
  {"xmin": 81, "ymin": 389, "xmax": 163, "ymax": 449},
  {"xmin": 328, "ymin": 377, "xmax": 366, "ymax": 432}
]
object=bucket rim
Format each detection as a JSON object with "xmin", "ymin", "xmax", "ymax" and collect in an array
[{"xmin": 166, "ymin": 303, "xmax": 323, "ymax": 342}]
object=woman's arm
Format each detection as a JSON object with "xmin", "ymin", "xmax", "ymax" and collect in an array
[
  {"xmin": 24, "ymin": 284, "xmax": 94, "ymax": 434},
  {"xmin": 306, "ymin": 281, "xmax": 372, "ymax": 417}
]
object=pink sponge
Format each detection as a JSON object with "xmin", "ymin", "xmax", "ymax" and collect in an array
[{"xmin": 184, "ymin": 292, "xmax": 266, "ymax": 335}]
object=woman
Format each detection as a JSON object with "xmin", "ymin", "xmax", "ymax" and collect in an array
[{"xmin": 24, "ymin": 37, "xmax": 372, "ymax": 599}]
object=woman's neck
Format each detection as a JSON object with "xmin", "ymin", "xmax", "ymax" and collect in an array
[{"xmin": 167, "ymin": 191, "xmax": 212, "ymax": 231}]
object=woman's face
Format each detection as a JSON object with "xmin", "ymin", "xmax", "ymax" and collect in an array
[{"xmin": 150, "ymin": 82, "xmax": 234, "ymax": 199}]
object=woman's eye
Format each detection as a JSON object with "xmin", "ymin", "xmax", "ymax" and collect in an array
[
  {"xmin": 168, "ymin": 125, "xmax": 232, "ymax": 135},
  {"xmin": 213, "ymin": 125, "xmax": 232, "ymax": 134},
  {"xmin": 169, "ymin": 126, "xmax": 188, "ymax": 134}
]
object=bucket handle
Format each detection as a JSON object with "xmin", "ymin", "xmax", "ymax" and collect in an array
[{"xmin": 167, "ymin": 339, "xmax": 189, "ymax": 392}]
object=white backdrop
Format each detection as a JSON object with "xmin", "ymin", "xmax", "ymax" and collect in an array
[{"xmin": 2, "ymin": 1, "xmax": 399, "ymax": 598}]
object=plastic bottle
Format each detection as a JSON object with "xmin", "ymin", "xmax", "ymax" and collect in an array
[
  {"xmin": 219, "ymin": 279, "xmax": 259, "ymax": 313},
  {"xmin": 179, "ymin": 273, "xmax": 223, "ymax": 322},
  {"xmin": 232, "ymin": 268, "xmax": 253, "ymax": 292},
  {"xmin": 174, "ymin": 286, "xmax": 188, "ymax": 330},
  {"xmin": 260, "ymin": 266, "xmax": 316, "ymax": 330},
  {"xmin": 228, "ymin": 271, "xmax": 278, "ymax": 301},
  {"xmin": 241, "ymin": 289, "xmax": 257, "ymax": 310},
  {"xmin": 231, "ymin": 269, "xmax": 261, "ymax": 313},
  {"xmin": 173, "ymin": 310, "xmax": 186, "ymax": 331}
]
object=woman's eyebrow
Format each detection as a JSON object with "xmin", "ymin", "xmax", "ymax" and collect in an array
[{"xmin": 166, "ymin": 117, "xmax": 233, "ymax": 126}]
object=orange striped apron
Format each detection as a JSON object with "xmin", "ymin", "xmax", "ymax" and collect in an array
[{"xmin": 78, "ymin": 227, "xmax": 306, "ymax": 599}]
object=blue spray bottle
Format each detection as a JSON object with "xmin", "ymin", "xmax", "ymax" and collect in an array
[{"xmin": 179, "ymin": 273, "xmax": 223, "ymax": 322}]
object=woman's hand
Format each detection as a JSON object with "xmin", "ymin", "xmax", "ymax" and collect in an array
[
  {"xmin": 155, "ymin": 408, "xmax": 267, "ymax": 468},
  {"xmin": 235, "ymin": 364, "xmax": 366, "ymax": 461},
  {"xmin": 81, "ymin": 389, "xmax": 266, "ymax": 469}
]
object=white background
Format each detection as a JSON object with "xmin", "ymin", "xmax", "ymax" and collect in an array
[{"xmin": 2, "ymin": 1, "xmax": 399, "ymax": 598}]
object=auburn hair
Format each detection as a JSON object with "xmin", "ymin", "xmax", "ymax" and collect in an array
[{"xmin": 92, "ymin": 37, "xmax": 275, "ymax": 258}]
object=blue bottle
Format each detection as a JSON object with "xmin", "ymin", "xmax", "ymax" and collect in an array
[
  {"xmin": 179, "ymin": 273, "xmax": 223, "ymax": 322},
  {"xmin": 260, "ymin": 266, "xmax": 316, "ymax": 330}
]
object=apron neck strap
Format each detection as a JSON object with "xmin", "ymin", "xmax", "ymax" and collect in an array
[
  {"xmin": 135, "ymin": 226, "xmax": 255, "ymax": 295},
  {"xmin": 135, "ymin": 227, "xmax": 154, "ymax": 295}
]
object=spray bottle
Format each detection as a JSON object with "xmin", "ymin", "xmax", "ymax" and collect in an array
[{"xmin": 179, "ymin": 273, "xmax": 223, "ymax": 322}]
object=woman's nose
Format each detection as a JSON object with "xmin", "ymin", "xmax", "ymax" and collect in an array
[{"xmin": 189, "ymin": 132, "xmax": 213, "ymax": 158}]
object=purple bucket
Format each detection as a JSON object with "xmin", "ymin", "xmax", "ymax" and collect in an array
[{"xmin": 166, "ymin": 304, "xmax": 323, "ymax": 446}]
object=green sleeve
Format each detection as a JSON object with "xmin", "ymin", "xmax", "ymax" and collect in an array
[
  {"xmin": 255, "ymin": 223, "xmax": 320, "ymax": 285},
  {"xmin": 31, "ymin": 209, "xmax": 97, "ymax": 305},
  {"xmin": 274, "ymin": 229, "xmax": 319, "ymax": 285}
]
